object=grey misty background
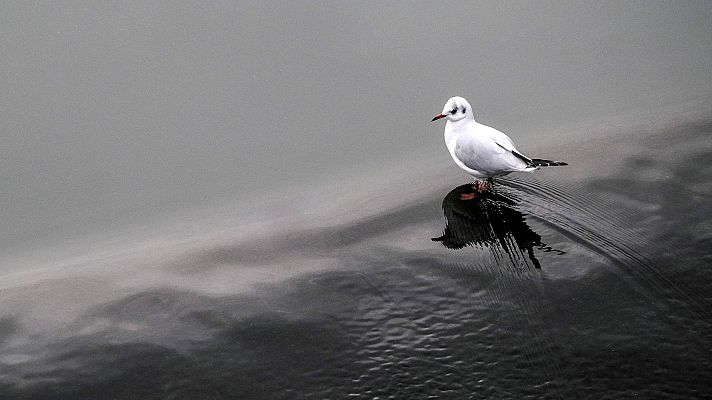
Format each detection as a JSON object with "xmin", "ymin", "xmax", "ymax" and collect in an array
[{"xmin": 1, "ymin": 1, "xmax": 711, "ymax": 253}]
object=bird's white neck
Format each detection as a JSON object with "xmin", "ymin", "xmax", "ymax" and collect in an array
[{"xmin": 444, "ymin": 118, "xmax": 476, "ymax": 147}]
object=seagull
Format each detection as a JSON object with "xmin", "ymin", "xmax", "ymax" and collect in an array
[{"xmin": 432, "ymin": 96, "xmax": 567, "ymax": 194}]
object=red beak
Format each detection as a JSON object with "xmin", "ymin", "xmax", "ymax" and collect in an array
[{"xmin": 431, "ymin": 114, "xmax": 446, "ymax": 121}]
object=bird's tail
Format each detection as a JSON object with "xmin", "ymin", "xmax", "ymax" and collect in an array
[{"xmin": 529, "ymin": 158, "xmax": 568, "ymax": 167}]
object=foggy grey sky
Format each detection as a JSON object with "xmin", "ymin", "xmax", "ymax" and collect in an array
[{"xmin": 2, "ymin": 1, "xmax": 711, "ymax": 252}]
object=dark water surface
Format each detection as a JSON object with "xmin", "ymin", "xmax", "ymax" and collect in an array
[{"xmin": 1, "ymin": 117, "xmax": 712, "ymax": 399}]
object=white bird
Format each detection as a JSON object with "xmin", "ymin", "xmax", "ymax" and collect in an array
[{"xmin": 432, "ymin": 96, "xmax": 566, "ymax": 191}]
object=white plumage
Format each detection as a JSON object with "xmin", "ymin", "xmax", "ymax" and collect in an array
[{"xmin": 432, "ymin": 96, "xmax": 566, "ymax": 180}]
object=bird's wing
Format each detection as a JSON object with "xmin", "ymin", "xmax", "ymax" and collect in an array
[
  {"xmin": 454, "ymin": 131, "xmax": 529, "ymax": 174},
  {"xmin": 494, "ymin": 142, "xmax": 532, "ymax": 164},
  {"xmin": 480, "ymin": 124, "xmax": 534, "ymax": 167}
]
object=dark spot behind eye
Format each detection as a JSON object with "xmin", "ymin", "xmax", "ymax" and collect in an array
[{"xmin": 462, "ymin": 108, "xmax": 466, "ymax": 114}]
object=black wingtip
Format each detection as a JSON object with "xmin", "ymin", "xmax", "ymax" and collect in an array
[{"xmin": 530, "ymin": 159, "xmax": 568, "ymax": 167}]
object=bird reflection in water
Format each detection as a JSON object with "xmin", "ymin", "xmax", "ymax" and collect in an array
[{"xmin": 432, "ymin": 184, "xmax": 563, "ymax": 270}]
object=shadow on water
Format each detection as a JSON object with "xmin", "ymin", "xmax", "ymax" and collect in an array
[
  {"xmin": 432, "ymin": 184, "xmax": 564, "ymax": 270},
  {"xmin": 2, "ymin": 119, "xmax": 712, "ymax": 399}
]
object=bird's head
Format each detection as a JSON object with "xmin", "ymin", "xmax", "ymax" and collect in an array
[{"xmin": 432, "ymin": 96, "xmax": 474, "ymax": 123}]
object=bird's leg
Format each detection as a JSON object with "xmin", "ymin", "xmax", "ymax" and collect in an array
[
  {"xmin": 461, "ymin": 180, "xmax": 485, "ymax": 200},
  {"xmin": 483, "ymin": 177, "xmax": 495, "ymax": 191},
  {"xmin": 471, "ymin": 180, "xmax": 490, "ymax": 193}
]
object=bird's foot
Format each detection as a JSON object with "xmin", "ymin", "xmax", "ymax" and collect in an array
[
  {"xmin": 459, "ymin": 192, "xmax": 478, "ymax": 201},
  {"xmin": 472, "ymin": 180, "xmax": 492, "ymax": 193}
]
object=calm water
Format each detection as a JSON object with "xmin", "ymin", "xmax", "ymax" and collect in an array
[
  {"xmin": 2, "ymin": 4, "xmax": 712, "ymax": 397},
  {"xmin": 1, "ymin": 115, "xmax": 710, "ymax": 399}
]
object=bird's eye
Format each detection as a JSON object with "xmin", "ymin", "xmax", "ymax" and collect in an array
[{"xmin": 451, "ymin": 108, "xmax": 457, "ymax": 114}]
